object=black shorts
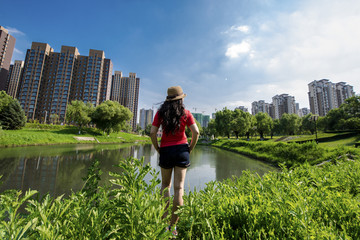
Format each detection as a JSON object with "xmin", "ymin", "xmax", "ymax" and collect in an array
[{"xmin": 159, "ymin": 144, "xmax": 190, "ymax": 169}]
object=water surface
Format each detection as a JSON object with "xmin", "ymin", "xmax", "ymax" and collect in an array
[{"xmin": 0, "ymin": 144, "xmax": 276, "ymax": 196}]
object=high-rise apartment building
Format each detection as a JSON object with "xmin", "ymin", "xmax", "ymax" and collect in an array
[
  {"xmin": 251, "ymin": 100, "xmax": 271, "ymax": 116},
  {"xmin": 18, "ymin": 42, "xmax": 53, "ymax": 120},
  {"xmin": 308, "ymin": 79, "xmax": 354, "ymax": 116},
  {"xmin": 139, "ymin": 108, "xmax": 154, "ymax": 129},
  {"xmin": 18, "ymin": 42, "xmax": 113, "ymax": 122},
  {"xmin": 235, "ymin": 106, "xmax": 248, "ymax": 112},
  {"xmin": 111, "ymin": 71, "xmax": 140, "ymax": 130},
  {"xmin": 272, "ymin": 94, "xmax": 296, "ymax": 119},
  {"xmin": 6, "ymin": 60, "xmax": 24, "ymax": 98},
  {"xmin": 0, "ymin": 26, "xmax": 16, "ymax": 91}
]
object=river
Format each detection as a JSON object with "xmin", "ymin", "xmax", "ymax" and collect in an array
[{"xmin": 0, "ymin": 143, "xmax": 276, "ymax": 196}]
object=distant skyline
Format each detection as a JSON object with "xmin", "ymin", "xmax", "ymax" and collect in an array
[{"xmin": 2, "ymin": 0, "xmax": 360, "ymax": 115}]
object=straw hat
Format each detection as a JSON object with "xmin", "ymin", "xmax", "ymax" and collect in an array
[{"xmin": 166, "ymin": 86, "xmax": 187, "ymax": 101}]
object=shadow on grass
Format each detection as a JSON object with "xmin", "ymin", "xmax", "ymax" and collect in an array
[{"xmin": 50, "ymin": 127, "xmax": 102, "ymax": 136}]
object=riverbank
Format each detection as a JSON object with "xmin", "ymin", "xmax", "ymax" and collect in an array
[
  {"xmin": 0, "ymin": 124, "xmax": 150, "ymax": 147},
  {"xmin": 207, "ymin": 139, "xmax": 360, "ymax": 168}
]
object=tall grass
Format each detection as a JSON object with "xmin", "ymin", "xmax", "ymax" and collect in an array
[
  {"xmin": 211, "ymin": 139, "xmax": 360, "ymax": 167},
  {"xmin": 1, "ymin": 155, "xmax": 359, "ymax": 239}
]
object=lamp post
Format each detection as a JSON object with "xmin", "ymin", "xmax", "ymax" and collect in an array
[{"xmin": 311, "ymin": 115, "xmax": 319, "ymax": 143}]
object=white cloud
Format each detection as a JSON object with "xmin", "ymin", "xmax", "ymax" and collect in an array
[
  {"xmin": 225, "ymin": 41, "xmax": 251, "ymax": 58},
  {"xmin": 13, "ymin": 48, "xmax": 24, "ymax": 54},
  {"xmin": 231, "ymin": 25, "xmax": 250, "ymax": 33},
  {"xmin": 4, "ymin": 26, "xmax": 25, "ymax": 36},
  {"xmin": 221, "ymin": 0, "xmax": 360, "ymax": 110}
]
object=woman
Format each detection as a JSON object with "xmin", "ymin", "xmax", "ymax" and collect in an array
[{"xmin": 150, "ymin": 86, "xmax": 199, "ymax": 235}]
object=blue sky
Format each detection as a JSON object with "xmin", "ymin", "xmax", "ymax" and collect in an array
[{"xmin": 2, "ymin": 0, "xmax": 360, "ymax": 115}]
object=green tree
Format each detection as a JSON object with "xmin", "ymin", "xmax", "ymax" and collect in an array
[
  {"xmin": 245, "ymin": 113, "xmax": 256, "ymax": 140},
  {"xmin": 66, "ymin": 100, "xmax": 94, "ymax": 134},
  {"xmin": 341, "ymin": 96, "xmax": 360, "ymax": 118},
  {"xmin": 91, "ymin": 101, "xmax": 132, "ymax": 136},
  {"xmin": 300, "ymin": 114, "xmax": 316, "ymax": 134},
  {"xmin": 255, "ymin": 112, "xmax": 273, "ymax": 140},
  {"xmin": 215, "ymin": 108, "xmax": 232, "ymax": 138},
  {"xmin": 0, "ymin": 96, "xmax": 26, "ymax": 130},
  {"xmin": 280, "ymin": 113, "xmax": 300, "ymax": 135},
  {"xmin": 271, "ymin": 119, "xmax": 281, "ymax": 137},
  {"xmin": 144, "ymin": 124, "xmax": 152, "ymax": 136},
  {"xmin": 230, "ymin": 109, "xmax": 251, "ymax": 139},
  {"xmin": 323, "ymin": 108, "xmax": 346, "ymax": 131},
  {"xmin": 0, "ymin": 91, "xmax": 13, "ymax": 112},
  {"xmin": 206, "ymin": 119, "xmax": 218, "ymax": 139}
]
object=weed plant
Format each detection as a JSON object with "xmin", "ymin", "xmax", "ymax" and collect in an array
[{"xmin": 1, "ymin": 155, "xmax": 359, "ymax": 239}]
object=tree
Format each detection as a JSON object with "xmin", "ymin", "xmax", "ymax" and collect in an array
[
  {"xmin": 144, "ymin": 124, "xmax": 152, "ymax": 136},
  {"xmin": 280, "ymin": 113, "xmax": 300, "ymax": 135},
  {"xmin": 206, "ymin": 119, "xmax": 218, "ymax": 139},
  {"xmin": 91, "ymin": 101, "xmax": 132, "ymax": 136},
  {"xmin": 66, "ymin": 100, "xmax": 94, "ymax": 134},
  {"xmin": 245, "ymin": 113, "xmax": 256, "ymax": 140},
  {"xmin": 323, "ymin": 108, "xmax": 346, "ymax": 131},
  {"xmin": 300, "ymin": 114, "xmax": 316, "ymax": 134},
  {"xmin": 0, "ymin": 95, "xmax": 26, "ymax": 130},
  {"xmin": 214, "ymin": 108, "xmax": 232, "ymax": 138},
  {"xmin": 271, "ymin": 119, "xmax": 281, "ymax": 138},
  {"xmin": 230, "ymin": 109, "xmax": 251, "ymax": 139},
  {"xmin": 255, "ymin": 112, "xmax": 273, "ymax": 140},
  {"xmin": 341, "ymin": 96, "xmax": 360, "ymax": 119}
]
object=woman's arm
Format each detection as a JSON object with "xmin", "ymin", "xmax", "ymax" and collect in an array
[
  {"xmin": 150, "ymin": 125, "xmax": 160, "ymax": 153},
  {"xmin": 188, "ymin": 123, "xmax": 200, "ymax": 153}
]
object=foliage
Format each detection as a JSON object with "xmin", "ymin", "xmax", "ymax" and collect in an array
[
  {"xmin": 300, "ymin": 113, "xmax": 316, "ymax": 134},
  {"xmin": 0, "ymin": 157, "xmax": 172, "ymax": 239},
  {"xmin": 214, "ymin": 108, "xmax": 233, "ymax": 138},
  {"xmin": 144, "ymin": 123, "xmax": 152, "ymax": 136},
  {"xmin": 205, "ymin": 119, "xmax": 218, "ymax": 139},
  {"xmin": 0, "ymin": 91, "xmax": 13, "ymax": 112},
  {"xmin": 91, "ymin": 101, "xmax": 132, "ymax": 136},
  {"xmin": 66, "ymin": 100, "xmax": 94, "ymax": 134},
  {"xmin": 0, "ymin": 96, "xmax": 26, "ymax": 130},
  {"xmin": 177, "ymin": 158, "xmax": 360, "ymax": 239},
  {"xmin": 280, "ymin": 113, "xmax": 301, "ymax": 135},
  {"xmin": 231, "ymin": 109, "xmax": 251, "ymax": 139},
  {"xmin": 211, "ymin": 139, "xmax": 359, "ymax": 167},
  {"xmin": 255, "ymin": 112, "xmax": 273, "ymax": 139}
]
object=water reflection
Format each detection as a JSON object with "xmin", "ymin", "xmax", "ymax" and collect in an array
[{"xmin": 0, "ymin": 144, "xmax": 276, "ymax": 197}]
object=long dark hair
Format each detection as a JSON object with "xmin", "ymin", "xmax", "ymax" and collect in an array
[{"xmin": 158, "ymin": 99, "xmax": 186, "ymax": 135}]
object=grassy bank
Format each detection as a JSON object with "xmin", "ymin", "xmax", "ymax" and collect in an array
[
  {"xmin": 1, "ymin": 156, "xmax": 359, "ymax": 239},
  {"xmin": 0, "ymin": 123, "xmax": 150, "ymax": 147},
  {"xmin": 209, "ymin": 139, "xmax": 360, "ymax": 167}
]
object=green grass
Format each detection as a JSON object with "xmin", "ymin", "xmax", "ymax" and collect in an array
[{"xmin": 0, "ymin": 124, "xmax": 150, "ymax": 147}]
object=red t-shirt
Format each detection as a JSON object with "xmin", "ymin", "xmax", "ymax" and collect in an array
[{"xmin": 152, "ymin": 109, "xmax": 195, "ymax": 148}]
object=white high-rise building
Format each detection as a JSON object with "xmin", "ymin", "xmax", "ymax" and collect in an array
[
  {"xmin": 6, "ymin": 60, "xmax": 24, "ymax": 98},
  {"xmin": 272, "ymin": 94, "xmax": 296, "ymax": 119},
  {"xmin": 308, "ymin": 79, "xmax": 354, "ymax": 116},
  {"xmin": 251, "ymin": 100, "xmax": 271, "ymax": 116}
]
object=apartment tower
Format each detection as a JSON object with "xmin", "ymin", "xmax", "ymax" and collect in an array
[
  {"xmin": 0, "ymin": 26, "xmax": 16, "ymax": 91},
  {"xmin": 272, "ymin": 94, "xmax": 296, "ymax": 119},
  {"xmin": 6, "ymin": 60, "xmax": 24, "ymax": 98},
  {"xmin": 308, "ymin": 79, "xmax": 354, "ymax": 116},
  {"xmin": 18, "ymin": 42, "xmax": 113, "ymax": 122},
  {"xmin": 139, "ymin": 108, "xmax": 154, "ymax": 129},
  {"xmin": 111, "ymin": 71, "xmax": 140, "ymax": 130}
]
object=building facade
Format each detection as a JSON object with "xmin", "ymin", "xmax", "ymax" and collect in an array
[
  {"xmin": 251, "ymin": 100, "xmax": 271, "ymax": 116},
  {"xmin": 17, "ymin": 42, "xmax": 113, "ymax": 122},
  {"xmin": 272, "ymin": 94, "xmax": 296, "ymax": 119},
  {"xmin": 111, "ymin": 71, "xmax": 140, "ymax": 130},
  {"xmin": 0, "ymin": 26, "xmax": 16, "ymax": 91},
  {"xmin": 6, "ymin": 60, "xmax": 24, "ymax": 98},
  {"xmin": 235, "ymin": 106, "xmax": 248, "ymax": 112},
  {"xmin": 308, "ymin": 79, "xmax": 355, "ymax": 116},
  {"xmin": 139, "ymin": 108, "xmax": 154, "ymax": 129}
]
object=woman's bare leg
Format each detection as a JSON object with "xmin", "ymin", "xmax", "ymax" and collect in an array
[
  {"xmin": 170, "ymin": 166, "xmax": 187, "ymax": 226},
  {"xmin": 160, "ymin": 167, "xmax": 173, "ymax": 220}
]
